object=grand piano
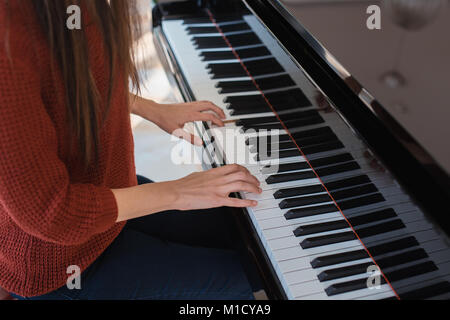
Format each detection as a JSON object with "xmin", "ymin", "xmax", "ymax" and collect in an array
[{"xmin": 151, "ymin": 0, "xmax": 450, "ymax": 300}]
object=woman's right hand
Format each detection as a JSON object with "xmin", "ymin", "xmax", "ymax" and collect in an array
[{"xmin": 171, "ymin": 164, "xmax": 262, "ymax": 211}]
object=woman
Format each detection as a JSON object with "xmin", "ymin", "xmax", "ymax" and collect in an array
[{"xmin": 0, "ymin": 0, "xmax": 262, "ymax": 299}]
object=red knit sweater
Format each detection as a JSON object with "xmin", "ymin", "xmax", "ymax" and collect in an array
[{"xmin": 0, "ymin": 3, "xmax": 137, "ymax": 296}]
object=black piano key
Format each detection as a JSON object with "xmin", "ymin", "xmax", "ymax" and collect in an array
[
  {"xmin": 318, "ymin": 262, "xmax": 373, "ymax": 282},
  {"xmin": 291, "ymin": 126, "xmax": 333, "ymax": 140},
  {"xmin": 279, "ymin": 194, "xmax": 332, "ymax": 209},
  {"xmin": 227, "ymin": 32, "xmax": 262, "ymax": 47},
  {"xmin": 230, "ymin": 108, "xmax": 264, "ymax": 116},
  {"xmin": 309, "ymin": 153, "xmax": 354, "ymax": 168},
  {"xmin": 293, "ymin": 208, "xmax": 396, "ymax": 237},
  {"xmin": 208, "ymin": 62, "xmax": 241, "ymax": 72},
  {"xmin": 208, "ymin": 63, "xmax": 247, "ymax": 78},
  {"xmin": 284, "ymin": 204, "xmax": 338, "ymax": 220},
  {"xmin": 262, "ymin": 161, "xmax": 310, "ymax": 174},
  {"xmin": 301, "ymin": 140, "xmax": 344, "ymax": 155},
  {"xmin": 396, "ymin": 282, "xmax": 450, "ymax": 300},
  {"xmin": 299, "ymin": 220, "xmax": 402, "ymax": 251},
  {"xmin": 384, "ymin": 261, "xmax": 438, "ymax": 283},
  {"xmin": 194, "ymin": 36, "xmax": 228, "ymax": 49},
  {"xmin": 324, "ymin": 175, "xmax": 371, "ymax": 191},
  {"xmin": 216, "ymin": 80, "xmax": 256, "ymax": 94},
  {"xmin": 237, "ymin": 116, "xmax": 278, "ymax": 126},
  {"xmin": 350, "ymin": 208, "xmax": 397, "ymax": 226},
  {"xmin": 300, "ymin": 231, "xmax": 357, "ymax": 249},
  {"xmin": 227, "ymin": 88, "xmax": 311, "ymax": 112},
  {"xmin": 348, "ymin": 208, "xmax": 397, "ymax": 225},
  {"xmin": 356, "ymin": 219, "xmax": 405, "ymax": 238},
  {"xmin": 250, "ymin": 132, "xmax": 339, "ymax": 153},
  {"xmin": 229, "ymin": 106, "xmax": 272, "ymax": 115},
  {"xmin": 225, "ymin": 93, "xmax": 266, "ymax": 106},
  {"xmin": 187, "ymin": 26, "xmax": 218, "ymax": 34},
  {"xmin": 311, "ymin": 249, "xmax": 369, "ymax": 268},
  {"xmin": 325, "ymin": 277, "xmax": 374, "ymax": 296},
  {"xmin": 272, "ymin": 161, "xmax": 311, "ymax": 173},
  {"xmin": 265, "ymin": 88, "xmax": 311, "ymax": 108},
  {"xmin": 337, "ymin": 193, "xmax": 385, "ymax": 210},
  {"xmin": 266, "ymin": 170, "xmax": 316, "ymax": 184},
  {"xmin": 293, "ymin": 220, "xmax": 348, "ymax": 236},
  {"xmin": 319, "ymin": 248, "xmax": 428, "ymax": 282},
  {"xmin": 282, "ymin": 114, "xmax": 325, "ymax": 129},
  {"xmin": 368, "ymin": 236, "xmax": 418, "ymax": 256},
  {"xmin": 292, "ymin": 133, "xmax": 339, "ymax": 150},
  {"xmin": 330, "ymin": 183, "xmax": 378, "ymax": 201},
  {"xmin": 220, "ymin": 22, "xmax": 251, "ymax": 33},
  {"xmin": 231, "ymin": 96, "xmax": 305, "ymax": 114},
  {"xmin": 377, "ymin": 248, "xmax": 428, "ymax": 269},
  {"xmin": 210, "ymin": 58, "xmax": 281, "ymax": 79},
  {"xmin": 311, "ymin": 235, "xmax": 418, "ymax": 269},
  {"xmin": 255, "ymin": 74, "xmax": 295, "ymax": 90},
  {"xmin": 244, "ymin": 57, "xmax": 285, "ymax": 76},
  {"xmin": 236, "ymin": 46, "xmax": 271, "ymax": 59},
  {"xmin": 255, "ymin": 74, "xmax": 296, "ymax": 90},
  {"xmin": 274, "ymin": 184, "xmax": 325, "ymax": 199},
  {"xmin": 257, "ymin": 149, "xmax": 301, "ymax": 161},
  {"xmin": 315, "ymin": 161, "xmax": 361, "ymax": 177},
  {"xmin": 201, "ymin": 50, "xmax": 236, "ymax": 61}
]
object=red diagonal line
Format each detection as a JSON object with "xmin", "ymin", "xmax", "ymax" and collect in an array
[{"xmin": 206, "ymin": 9, "xmax": 400, "ymax": 300}]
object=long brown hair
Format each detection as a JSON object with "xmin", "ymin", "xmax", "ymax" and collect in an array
[{"xmin": 30, "ymin": 0, "xmax": 141, "ymax": 167}]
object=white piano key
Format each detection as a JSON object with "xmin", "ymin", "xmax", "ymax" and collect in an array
[
  {"xmin": 267, "ymin": 235, "xmax": 299, "ymax": 251},
  {"xmin": 289, "ymin": 279, "xmax": 324, "ymax": 298},
  {"xmin": 332, "ymin": 284, "xmax": 394, "ymax": 300},
  {"xmin": 278, "ymin": 257, "xmax": 311, "ymax": 273},
  {"xmin": 296, "ymin": 292, "xmax": 329, "ymax": 300},
  {"xmin": 284, "ymin": 268, "xmax": 318, "ymax": 285}
]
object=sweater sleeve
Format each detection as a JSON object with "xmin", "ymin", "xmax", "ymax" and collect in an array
[{"xmin": 0, "ymin": 55, "xmax": 119, "ymax": 246}]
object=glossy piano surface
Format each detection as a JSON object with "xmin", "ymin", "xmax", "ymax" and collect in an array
[
  {"xmin": 152, "ymin": 0, "xmax": 450, "ymax": 300},
  {"xmin": 281, "ymin": 0, "xmax": 450, "ymax": 176}
]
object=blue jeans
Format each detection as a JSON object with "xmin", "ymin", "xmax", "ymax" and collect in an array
[{"xmin": 13, "ymin": 176, "xmax": 258, "ymax": 300}]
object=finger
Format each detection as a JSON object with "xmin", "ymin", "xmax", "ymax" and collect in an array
[
  {"xmin": 222, "ymin": 171, "xmax": 260, "ymax": 186},
  {"xmin": 222, "ymin": 197, "xmax": 258, "ymax": 208},
  {"xmin": 172, "ymin": 128, "xmax": 203, "ymax": 146},
  {"xmin": 198, "ymin": 113, "xmax": 225, "ymax": 127},
  {"xmin": 210, "ymin": 164, "xmax": 246, "ymax": 175},
  {"xmin": 222, "ymin": 181, "xmax": 262, "ymax": 195},
  {"xmin": 196, "ymin": 101, "xmax": 226, "ymax": 119}
]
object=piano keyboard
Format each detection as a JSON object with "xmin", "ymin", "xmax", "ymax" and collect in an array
[{"xmin": 159, "ymin": 13, "xmax": 450, "ymax": 300}]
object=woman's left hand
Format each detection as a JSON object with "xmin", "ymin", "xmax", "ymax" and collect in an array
[{"xmin": 134, "ymin": 97, "xmax": 226, "ymax": 145}]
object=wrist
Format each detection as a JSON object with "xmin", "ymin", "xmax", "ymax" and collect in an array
[
  {"xmin": 164, "ymin": 179, "xmax": 183, "ymax": 211},
  {"xmin": 130, "ymin": 94, "xmax": 161, "ymax": 120}
]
